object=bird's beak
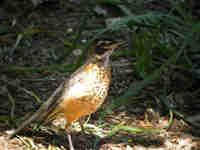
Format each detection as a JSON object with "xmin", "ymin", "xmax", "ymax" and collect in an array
[
  {"xmin": 101, "ymin": 42, "xmax": 124, "ymax": 67},
  {"xmin": 102, "ymin": 42, "xmax": 124, "ymax": 58},
  {"xmin": 104, "ymin": 42, "xmax": 124, "ymax": 51}
]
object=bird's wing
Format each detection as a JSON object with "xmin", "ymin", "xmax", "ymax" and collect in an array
[
  {"xmin": 8, "ymin": 66, "xmax": 92, "ymax": 138},
  {"xmin": 42, "ymin": 70, "xmax": 95, "ymax": 123},
  {"xmin": 42, "ymin": 62, "xmax": 92, "ymax": 120}
]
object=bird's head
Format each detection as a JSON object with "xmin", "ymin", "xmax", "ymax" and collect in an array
[{"xmin": 89, "ymin": 40, "xmax": 122, "ymax": 68}]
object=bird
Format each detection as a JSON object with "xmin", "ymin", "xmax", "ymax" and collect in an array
[{"xmin": 8, "ymin": 40, "xmax": 122, "ymax": 150}]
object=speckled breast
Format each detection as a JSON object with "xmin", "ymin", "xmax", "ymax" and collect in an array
[{"xmin": 58, "ymin": 63, "xmax": 111, "ymax": 124}]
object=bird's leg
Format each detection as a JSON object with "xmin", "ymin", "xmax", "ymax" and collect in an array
[
  {"xmin": 79, "ymin": 115, "xmax": 91, "ymax": 135},
  {"xmin": 65, "ymin": 124, "xmax": 75, "ymax": 150},
  {"xmin": 78, "ymin": 117, "xmax": 85, "ymax": 134},
  {"xmin": 67, "ymin": 133, "xmax": 75, "ymax": 150}
]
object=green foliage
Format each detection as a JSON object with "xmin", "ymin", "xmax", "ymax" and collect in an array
[
  {"xmin": 134, "ymin": 30, "xmax": 153, "ymax": 75},
  {"xmin": 106, "ymin": 124, "xmax": 160, "ymax": 137},
  {"xmin": 92, "ymin": 1, "xmax": 199, "ymax": 77},
  {"xmin": 90, "ymin": 1, "xmax": 200, "ymax": 120}
]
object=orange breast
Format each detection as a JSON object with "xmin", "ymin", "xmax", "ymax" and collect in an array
[
  {"xmin": 59, "ymin": 96, "xmax": 98, "ymax": 125},
  {"xmin": 54, "ymin": 63, "xmax": 111, "ymax": 126}
]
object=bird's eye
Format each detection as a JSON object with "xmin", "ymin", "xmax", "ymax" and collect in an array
[{"xmin": 95, "ymin": 40, "xmax": 113, "ymax": 55}]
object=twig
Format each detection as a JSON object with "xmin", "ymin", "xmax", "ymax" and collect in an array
[
  {"xmin": 7, "ymin": 91, "xmax": 16, "ymax": 121},
  {"xmin": 0, "ymin": 64, "xmax": 75, "ymax": 73},
  {"xmin": 8, "ymin": 82, "xmax": 64, "ymax": 139},
  {"xmin": 165, "ymin": 109, "xmax": 174, "ymax": 130}
]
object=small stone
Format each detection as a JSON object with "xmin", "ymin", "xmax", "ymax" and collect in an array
[
  {"xmin": 67, "ymin": 28, "xmax": 73, "ymax": 33},
  {"xmin": 73, "ymin": 49, "xmax": 82, "ymax": 56},
  {"xmin": 5, "ymin": 129, "xmax": 15, "ymax": 135},
  {"xmin": 81, "ymin": 39, "xmax": 87, "ymax": 43}
]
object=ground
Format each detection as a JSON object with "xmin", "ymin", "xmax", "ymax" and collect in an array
[{"xmin": 0, "ymin": 0, "xmax": 200, "ymax": 150}]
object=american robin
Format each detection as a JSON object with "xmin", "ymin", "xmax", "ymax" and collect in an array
[{"xmin": 8, "ymin": 40, "xmax": 121, "ymax": 150}]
